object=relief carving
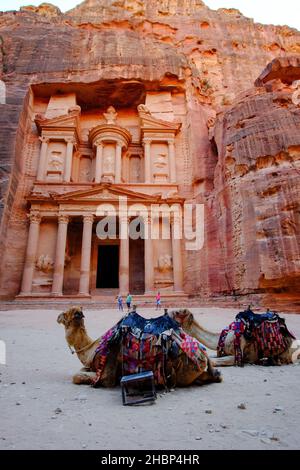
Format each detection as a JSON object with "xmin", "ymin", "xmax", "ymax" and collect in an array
[
  {"xmin": 155, "ymin": 153, "xmax": 168, "ymax": 169},
  {"xmin": 104, "ymin": 106, "xmax": 118, "ymax": 125},
  {"xmin": 36, "ymin": 254, "xmax": 54, "ymax": 273},
  {"xmin": 157, "ymin": 254, "xmax": 173, "ymax": 273},
  {"xmin": 103, "ymin": 150, "xmax": 115, "ymax": 174},
  {"xmin": 49, "ymin": 152, "xmax": 63, "ymax": 171},
  {"xmin": 137, "ymin": 104, "xmax": 152, "ymax": 116}
]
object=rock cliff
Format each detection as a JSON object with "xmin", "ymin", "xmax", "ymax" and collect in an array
[{"xmin": 0, "ymin": 1, "xmax": 300, "ymax": 307}]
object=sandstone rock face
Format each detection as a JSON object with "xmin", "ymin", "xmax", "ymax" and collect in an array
[
  {"xmin": 208, "ymin": 57, "xmax": 300, "ymax": 307},
  {"xmin": 0, "ymin": 1, "xmax": 299, "ymax": 307}
]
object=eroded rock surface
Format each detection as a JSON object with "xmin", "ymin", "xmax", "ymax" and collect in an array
[{"xmin": 0, "ymin": 1, "xmax": 299, "ymax": 307}]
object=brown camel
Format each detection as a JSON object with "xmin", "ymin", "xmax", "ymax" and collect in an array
[
  {"xmin": 57, "ymin": 306, "xmax": 222, "ymax": 387},
  {"xmin": 169, "ymin": 309, "xmax": 300, "ymax": 366}
]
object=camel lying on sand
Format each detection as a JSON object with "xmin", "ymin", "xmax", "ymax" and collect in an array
[
  {"xmin": 169, "ymin": 309, "xmax": 300, "ymax": 367},
  {"xmin": 57, "ymin": 306, "xmax": 222, "ymax": 387}
]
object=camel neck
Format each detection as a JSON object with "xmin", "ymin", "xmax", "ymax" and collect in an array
[
  {"xmin": 66, "ymin": 325, "xmax": 93, "ymax": 352},
  {"xmin": 189, "ymin": 321, "xmax": 220, "ymax": 350}
]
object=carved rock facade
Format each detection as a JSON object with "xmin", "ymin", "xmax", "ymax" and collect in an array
[{"xmin": 0, "ymin": 1, "xmax": 299, "ymax": 308}]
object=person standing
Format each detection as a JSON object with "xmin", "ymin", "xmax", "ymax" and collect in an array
[
  {"xmin": 126, "ymin": 293, "xmax": 132, "ymax": 312},
  {"xmin": 117, "ymin": 294, "xmax": 123, "ymax": 312},
  {"xmin": 156, "ymin": 292, "xmax": 161, "ymax": 310}
]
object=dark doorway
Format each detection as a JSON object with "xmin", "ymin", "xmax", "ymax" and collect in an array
[
  {"xmin": 96, "ymin": 245, "xmax": 119, "ymax": 288},
  {"xmin": 129, "ymin": 238, "xmax": 145, "ymax": 294}
]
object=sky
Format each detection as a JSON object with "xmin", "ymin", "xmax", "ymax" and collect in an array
[{"xmin": 0, "ymin": 0, "xmax": 299, "ymax": 31}]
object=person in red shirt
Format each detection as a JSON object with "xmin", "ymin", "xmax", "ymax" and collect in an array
[{"xmin": 155, "ymin": 292, "xmax": 161, "ymax": 310}]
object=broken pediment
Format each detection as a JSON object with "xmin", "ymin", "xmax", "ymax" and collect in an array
[
  {"xmin": 138, "ymin": 104, "xmax": 181, "ymax": 136},
  {"xmin": 35, "ymin": 106, "xmax": 81, "ymax": 137}
]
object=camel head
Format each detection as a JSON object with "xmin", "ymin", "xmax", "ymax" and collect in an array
[
  {"xmin": 169, "ymin": 308, "xmax": 194, "ymax": 329},
  {"xmin": 57, "ymin": 306, "xmax": 85, "ymax": 330}
]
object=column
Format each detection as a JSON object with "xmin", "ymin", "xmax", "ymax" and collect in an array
[
  {"xmin": 171, "ymin": 215, "xmax": 184, "ymax": 292},
  {"xmin": 115, "ymin": 142, "xmax": 122, "ymax": 184},
  {"xmin": 144, "ymin": 215, "xmax": 154, "ymax": 293},
  {"xmin": 119, "ymin": 216, "xmax": 129, "ymax": 295},
  {"xmin": 52, "ymin": 215, "xmax": 69, "ymax": 296},
  {"xmin": 20, "ymin": 212, "xmax": 41, "ymax": 295},
  {"xmin": 95, "ymin": 142, "xmax": 103, "ymax": 183},
  {"xmin": 37, "ymin": 137, "xmax": 49, "ymax": 181},
  {"xmin": 168, "ymin": 139, "xmax": 177, "ymax": 183},
  {"xmin": 144, "ymin": 140, "xmax": 152, "ymax": 184},
  {"xmin": 79, "ymin": 214, "xmax": 94, "ymax": 295},
  {"xmin": 64, "ymin": 138, "xmax": 74, "ymax": 182}
]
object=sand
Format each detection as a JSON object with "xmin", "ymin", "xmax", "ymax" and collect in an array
[{"xmin": 0, "ymin": 306, "xmax": 299, "ymax": 450}]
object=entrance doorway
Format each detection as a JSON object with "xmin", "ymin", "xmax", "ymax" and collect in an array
[{"xmin": 96, "ymin": 245, "xmax": 119, "ymax": 289}]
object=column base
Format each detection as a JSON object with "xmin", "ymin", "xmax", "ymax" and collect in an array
[{"xmin": 18, "ymin": 292, "xmax": 33, "ymax": 297}]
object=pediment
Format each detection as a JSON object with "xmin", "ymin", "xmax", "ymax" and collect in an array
[
  {"xmin": 140, "ymin": 113, "xmax": 181, "ymax": 134},
  {"xmin": 53, "ymin": 184, "xmax": 160, "ymax": 203},
  {"xmin": 35, "ymin": 108, "xmax": 80, "ymax": 132}
]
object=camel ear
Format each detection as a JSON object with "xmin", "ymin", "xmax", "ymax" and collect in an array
[{"xmin": 57, "ymin": 313, "xmax": 65, "ymax": 325}]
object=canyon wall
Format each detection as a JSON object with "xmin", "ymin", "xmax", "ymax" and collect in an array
[{"xmin": 0, "ymin": 1, "xmax": 300, "ymax": 305}]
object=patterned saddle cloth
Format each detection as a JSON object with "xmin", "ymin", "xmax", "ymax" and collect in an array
[
  {"xmin": 91, "ymin": 310, "xmax": 208, "ymax": 387},
  {"xmin": 217, "ymin": 310, "xmax": 296, "ymax": 366}
]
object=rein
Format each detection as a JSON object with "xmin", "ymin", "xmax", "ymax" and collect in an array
[{"xmin": 68, "ymin": 339, "xmax": 100, "ymax": 355}]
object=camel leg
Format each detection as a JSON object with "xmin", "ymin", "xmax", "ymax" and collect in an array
[
  {"xmin": 210, "ymin": 355, "xmax": 236, "ymax": 367},
  {"xmin": 72, "ymin": 370, "xmax": 97, "ymax": 385},
  {"xmin": 194, "ymin": 358, "xmax": 223, "ymax": 386}
]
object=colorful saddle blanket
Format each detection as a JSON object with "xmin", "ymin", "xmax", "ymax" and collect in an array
[
  {"xmin": 91, "ymin": 311, "xmax": 181, "ymax": 387},
  {"xmin": 217, "ymin": 321, "xmax": 245, "ymax": 366},
  {"xmin": 122, "ymin": 332, "xmax": 166, "ymax": 386},
  {"xmin": 217, "ymin": 310, "xmax": 295, "ymax": 366}
]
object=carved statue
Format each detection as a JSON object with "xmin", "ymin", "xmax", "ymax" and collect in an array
[
  {"xmin": 49, "ymin": 152, "xmax": 63, "ymax": 170},
  {"xmin": 137, "ymin": 104, "xmax": 151, "ymax": 115},
  {"xmin": 36, "ymin": 254, "xmax": 54, "ymax": 273},
  {"xmin": 104, "ymin": 106, "xmax": 118, "ymax": 125},
  {"xmin": 103, "ymin": 151, "xmax": 115, "ymax": 173},
  {"xmin": 157, "ymin": 254, "xmax": 173, "ymax": 273},
  {"xmin": 155, "ymin": 153, "xmax": 168, "ymax": 169}
]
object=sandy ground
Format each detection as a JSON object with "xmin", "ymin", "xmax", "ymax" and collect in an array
[{"xmin": 0, "ymin": 306, "xmax": 300, "ymax": 451}]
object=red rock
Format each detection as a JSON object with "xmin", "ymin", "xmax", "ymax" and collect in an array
[{"xmin": 0, "ymin": 1, "xmax": 299, "ymax": 309}]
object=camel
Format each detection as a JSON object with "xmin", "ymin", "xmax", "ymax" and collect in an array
[
  {"xmin": 57, "ymin": 306, "xmax": 223, "ymax": 387},
  {"xmin": 169, "ymin": 309, "xmax": 300, "ymax": 367}
]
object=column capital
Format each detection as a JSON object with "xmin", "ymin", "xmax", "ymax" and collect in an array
[
  {"xmin": 95, "ymin": 140, "xmax": 104, "ymax": 148},
  {"xmin": 143, "ymin": 139, "xmax": 152, "ymax": 145},
  {"xmin": 58, "ymin": 214, "xmax": 69, "ymax": 225},
  {"xmin": 28, "ymin": 212, "xmax": 42, "ymax": 224},
  {"xmin": 168, "ymin": 138, "xmax": 175, "ymax": 145},
  {"xmin": 65, "ymin": 137, "xmax": 75, "ymax": 144},
  {"xmin": 39, "ymin": 136, "xmax": 49, "ymax": 144},
  {"xmin": 83, "ymin": 214, "xmax": 94, "ymax": 224}
]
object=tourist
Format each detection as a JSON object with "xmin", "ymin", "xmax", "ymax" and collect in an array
[
  {"xmin": 156, "ymin": 292, "xmax": 161, "ymax": 310},
  {"xmin": 126, "ymin": 293, "xmax": 132, "ymax": 312},
  {"xmin": 117, "ymin": 294, "xmax": 123, "ymax": 312}
]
